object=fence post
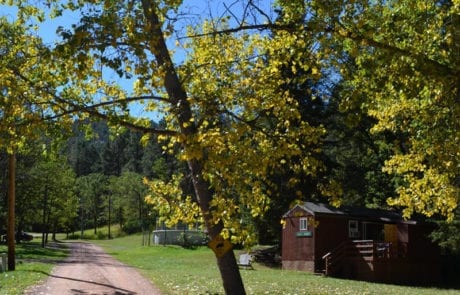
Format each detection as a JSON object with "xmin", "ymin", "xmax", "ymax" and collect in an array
[{"xmin": 0, "ymin": 253, "xmax": 7, "ymax": 272}]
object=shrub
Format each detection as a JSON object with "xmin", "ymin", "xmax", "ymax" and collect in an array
[{"xmin": 122, "ymin": 220, "xmax": 142, "ymax": 234}]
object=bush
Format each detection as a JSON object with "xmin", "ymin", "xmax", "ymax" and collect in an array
[
  {"xmin": 122, "ymin": 220, "xmax": 142, "ymax": 234},
  {"xmin": 96, "ymin": 231, "xmax": 106, "ymax": 240},
  {"xmin": 67, "ymin": 233, "xmax": 80, "ymax": 239}
]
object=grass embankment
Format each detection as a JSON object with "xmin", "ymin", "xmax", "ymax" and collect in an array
[
  {"xmin": 94, "ymin": 234, "xmax": 460, "ymax": 295},
  {"xmin": 0, "ymin": 240, "xmax": 68, "ymax": 295},
  {"xmin": 63, "ymin": 224, "xmax": 124, "ymax": 240}
]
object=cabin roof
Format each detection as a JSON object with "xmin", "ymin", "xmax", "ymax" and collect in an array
[{"xmin": 284, "ymin": 202, "xmax": 404, "ymax": 223}]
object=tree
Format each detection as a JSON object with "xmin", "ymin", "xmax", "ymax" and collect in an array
[
  {"xmin": 2, "ymin": 1, "xmax": 326, "ymax": 291},
  {"xmin": 4, "ymin": 0, "xmax": 458, "ymax": 290},
  {"xmin": 108, "ymin": 172, "xmax": 153, "ymax": 234},
  {"xmin": 24, "ymin": 153, "xmax": 77, "ymax": 246},
  {"xmin": 76, "ymin": 173, "xmax": 108, "ymax": 235},
  {"xmin": 0, "ymin": 1, "xmax": 322, "ymax": 292},
  {"xmin": 312, "ymin": 0, "xmax": 459, "ymax": 221},
  {"xmin": 0, "ymin": 17, "xmax": 71, "ymax": 270}
]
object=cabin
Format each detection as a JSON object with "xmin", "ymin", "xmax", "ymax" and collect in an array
[{"xmin": 281, "ymin": 202, "xmax": 441, "ymax": 284}]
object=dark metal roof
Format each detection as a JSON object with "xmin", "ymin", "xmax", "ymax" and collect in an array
[{"xmin": 285, "ymin": 202, "xmax": 404, "ymax": 223}]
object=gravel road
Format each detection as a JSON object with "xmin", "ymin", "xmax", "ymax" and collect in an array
[{"xmin": 24, "ymin": 242, "xmax": 162, "ymax": 295}]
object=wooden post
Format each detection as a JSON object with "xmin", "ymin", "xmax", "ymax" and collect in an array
[{"xmin": 7, "ymin": 151, "xmax": 16, "ymax": 271}]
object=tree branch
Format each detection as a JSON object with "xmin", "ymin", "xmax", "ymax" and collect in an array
[
  {"xmin": 334, "ymin": 20, "xmax": 459, "ymax": 76},
  {"xmin": 11, "ymin": 68, "xmax": 179, "ymax": 136},
  {"xmin": 178, "ymin": 23, "xmax": 295, "ymax": 40}
]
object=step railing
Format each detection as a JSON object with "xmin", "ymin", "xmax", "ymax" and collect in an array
[{"xmin": 322, "ymin": 240, "xmax": 393, "ymax": 276}]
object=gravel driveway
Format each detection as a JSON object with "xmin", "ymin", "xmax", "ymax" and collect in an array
[{"xmin": 24, "ymin": 242, "xmax": 162, "ymax": 295}]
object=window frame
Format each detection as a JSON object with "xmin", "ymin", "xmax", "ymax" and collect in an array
[
  {"xmin": 348, "ymin": 220, "xmax": 359, "ymax": 238},
  {"xmin": 299, "ymin": 217, "xmax": 309, "ymax": 231}
]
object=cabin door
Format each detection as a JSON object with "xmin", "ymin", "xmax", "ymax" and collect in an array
[{"xmin": 362, "ymin": 222, "xmax": 384, "ymax": 241}]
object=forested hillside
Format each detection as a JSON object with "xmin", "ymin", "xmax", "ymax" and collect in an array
[{"xmin": 0, "ymin": 119, "xmax": 188, "ymax": 238}]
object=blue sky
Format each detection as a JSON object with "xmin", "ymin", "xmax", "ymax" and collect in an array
[
  {"xmin": 1, "ymin": 1, "xmax": 276, "ymax": 121},
  {"xmin": 0, "ymin": 4, "xmax": 154, "ymax": 119}
]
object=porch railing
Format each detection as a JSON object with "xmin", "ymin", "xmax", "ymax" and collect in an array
[{"xmin": 322, "ymin": 240, "xmax": 394, "ymax": 276}]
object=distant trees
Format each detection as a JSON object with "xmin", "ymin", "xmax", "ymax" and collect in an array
[
  {"xmin": 63, "ymin": 120, "xmax": 175, "ymax": 236},
  {"xmin": 76, "ymin": 173, "xmax": 107, "ymax": 235},
  {"xmin": 0, "ymin": 116, "xmax": 172, "ymax": 243},
  {"xmin": 108, "ymin": 172, "xmax": 153, "ymax": 234},
  {"xmin": 21, "ymin": 154, "xmax": 78, "ymax": 246}
]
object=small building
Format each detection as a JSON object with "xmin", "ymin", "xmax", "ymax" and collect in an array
[
  {"xmin": 152, "ymin": 220, "xmax": 207, "ymax": 246},
  {"xmin": 281, "ymin": 202, "xmax": 441, "ymax": 284},
  {"xmin": 152, "ymin": 229, "xmax": 206, "ymax": 246}
]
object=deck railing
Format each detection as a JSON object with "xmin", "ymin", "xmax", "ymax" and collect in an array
[{"xmin": 322, "ymin": 240, "xmax": 394, "ymax": 276}]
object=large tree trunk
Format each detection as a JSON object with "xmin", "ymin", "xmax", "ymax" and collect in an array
[
  {"xmin": 7, "ymin": 151, "xmax": 16, "ymax": 271},
  {"xmin": 188, "ymin": 158, "xmax": 246, "ymax": 294},
  {"xmin": 140, "ymin": 2, "xmax": 246, "ymax": 294}
]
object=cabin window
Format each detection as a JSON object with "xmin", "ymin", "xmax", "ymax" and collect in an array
[
  {"xmin": 348, "ymin": 220, "xmax": 359, "ymax": 238},
  {"xmin": 299, "ymin": 217, "xmax": 308, "ymax": 231}
]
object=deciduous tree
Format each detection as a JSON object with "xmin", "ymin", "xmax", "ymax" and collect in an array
[
  {"xmin": 0, "ymin": 17, "xmax": 73, "ymax": 270},
  {"xmin": 0, "ymin": 1, "xmax": 325, "ymax": 292},
  {"xmin": 313, "ymin": 0, "xmax": 460, "ymax": 221}
]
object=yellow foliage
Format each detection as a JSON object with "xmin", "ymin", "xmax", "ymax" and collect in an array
[{"xmin": 333, "ymin": 0, "xmax": 459, "ymax": 221}]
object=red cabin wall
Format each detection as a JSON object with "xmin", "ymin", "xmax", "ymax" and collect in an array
[
  {"xmin": 314, "ymin": 215, "xmax": 349, "ymax": 271},
  {"xmin": 282, "ymin": 210, "xmax": 351, "ymax": 272},
  {"xmin": 281, "ymin": 208, "xmax": 315, "ymax": 271},
  {"xmin": 281, "ymin": 207, "xmax": 441, "ymax": 284}
]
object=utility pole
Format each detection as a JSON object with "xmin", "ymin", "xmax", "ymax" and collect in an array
[
  {"xmin": 108, "ymin": 195, "xmax": 111, "ymax": 239},
  {"xmin": 7, "ymin": 151, "xmax": 16, "ymax": 271}
]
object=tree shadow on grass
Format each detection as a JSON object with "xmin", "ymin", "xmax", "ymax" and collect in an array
[
  {"xmin": 22, "ymin": 269, "xmax": 139, "ymax": 295},
  {"xmin": 16, "ymin": 240, "xmax": 70, "ymax": 264}
]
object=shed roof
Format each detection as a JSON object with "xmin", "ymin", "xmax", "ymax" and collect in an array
[{"xmin": 284, "ymin": 202, "xmax": 404, "ymax": 223}]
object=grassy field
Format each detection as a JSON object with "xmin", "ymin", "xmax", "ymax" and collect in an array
[
  {"xmin": 63, "ymin": 224, "xmax": 125, "ymax": 240},
  {"xmin": 0, "ymin": 240, "xmax": 69, "ymax": 295},
  {"xmin": 1, "ymin": 232, "xmax": 459, "ymax": 294},
  {"xmin": 93, "ymin": 234, "xmax": 460, "ymax": 295}
]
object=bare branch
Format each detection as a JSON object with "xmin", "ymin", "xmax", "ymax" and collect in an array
[
  {"xmin": 223, "ymin": 1, "xmax": 242, "ymax": 25},
  {"xmin": 248, "ymin": 0, "xmax": 273, "ymax": 24},
  {"xmin": 178, "ymin": 22, "xmax": 295, "ymax": 40}
]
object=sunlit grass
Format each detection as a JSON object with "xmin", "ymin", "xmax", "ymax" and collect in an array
[
  {"xmin": 1, "ymin": 232, "xmax": 458, "ymax": 295},
  {"xmin": 0, "ymin": 240, "xmax": 69, "ymax": 295},
  {"xmin": 56, "ymin": 224, "xmax": 124, "ymax": 240},
  {"xmin": 93, "ymin": 235, "xmax": 460, "ymax": 295}
]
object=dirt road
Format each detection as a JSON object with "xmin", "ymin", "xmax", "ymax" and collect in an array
[{"xmin": 24, "ymin": 242, "xmax": 162, "ymax": 295}]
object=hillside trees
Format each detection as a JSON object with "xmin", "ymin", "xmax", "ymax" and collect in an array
[
  {"xmin": 62, "ymin": 119, "xmax": 172, "ymax": 236},
  {"xmin": 108, "ymin": 172, "xmax": 153, "ymax": 234}
]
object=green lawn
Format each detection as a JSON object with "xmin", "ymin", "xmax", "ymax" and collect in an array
[
  {"xmin": 1, "ymin": 234, "xmax": 459, "ymax": 294},
  {"xmin": 0, "ymin": 240, "xmax": 69, "ymax": 295},
  {"xmin": 93, "ymin": 234, "xmax": 460, "ymax": 295}
]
